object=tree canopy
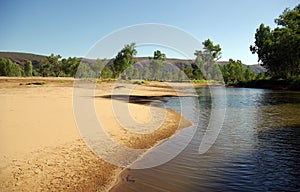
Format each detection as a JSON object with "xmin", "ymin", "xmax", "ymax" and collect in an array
[
  {"xmin": 0, "ymin": 41, "xmax": 262, "ymax": 85},
  {"xmin": 149, "ymin": 50, "xmax": 166, "ymax": 80},
  {"xmin": 194, "ymin": 39, "xmax": 222, "ymax": 80},
  {"xmin": 24, "ymin": 61, "xmax": 33, "ymax": 76},
  {"xmin": 0, "ymin": 58, "xmax": 22, "ymax": 76},
  {"xmin": 219, "ymin": 59, "xmax": 259, "ymax": 84},
  {"xmin": 153, "ymin": 50, "xmax": 166, "ymax": 61},
  {"xmin": 250, "ymin": 4, "xmax": 300, "ymax": 79},
  {"xmin": 38, "ymin": 54, "xmax": 62, "ymax": 77},
  {"xmin": 111, "ymin": 43, "xmax": 137, "ymax": 78}
]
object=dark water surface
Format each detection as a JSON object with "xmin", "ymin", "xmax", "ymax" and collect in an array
[{"xmin": 112, "ymin": 87, "xmax": 300, "ymax": 192}]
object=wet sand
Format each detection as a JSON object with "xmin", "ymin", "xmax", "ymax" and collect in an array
[{"xmin": 0, "ymin": 77, "xmax": 193, "ymax": 191}]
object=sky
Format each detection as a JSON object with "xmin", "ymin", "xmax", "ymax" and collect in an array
[{"xmin": 0, "ymin": 0, "xmax": 298, "ymax": 64}]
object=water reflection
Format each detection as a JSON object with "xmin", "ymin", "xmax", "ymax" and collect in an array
[{"xmin": 111, "ymin": 87, "xmax": 300, "ymax": 192}]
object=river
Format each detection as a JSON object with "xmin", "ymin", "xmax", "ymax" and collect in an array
[{"xmin": 111, "ymin": 87, "xmax": 300, "ymax": 191}]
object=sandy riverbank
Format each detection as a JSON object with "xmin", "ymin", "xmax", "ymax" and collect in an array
[{"xmin": 0, "ymin": 77, "xmax": 193, "ymax": 191}]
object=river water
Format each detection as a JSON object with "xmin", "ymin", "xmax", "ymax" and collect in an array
[{"xmin": 111, "ymin": 87, "xmax": 300, "ymax": 191}]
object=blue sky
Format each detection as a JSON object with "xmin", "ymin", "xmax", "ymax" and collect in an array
[{"xmin": 0, "ymin": 0, "xmax": 298, "ymax": 64}]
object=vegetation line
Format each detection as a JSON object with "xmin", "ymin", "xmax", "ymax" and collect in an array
[{"xmin": 0, "ymin": 4, "xmax": 299, "ymax": 90}]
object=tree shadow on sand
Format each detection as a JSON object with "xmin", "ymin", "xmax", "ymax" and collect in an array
[{"xmin": 95, "ymin": 94, "xmax": 177, "ymax": 105}]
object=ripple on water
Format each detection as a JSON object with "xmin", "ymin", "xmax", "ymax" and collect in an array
[{"xmin": 111, "ymin": 88, "xmax": 300, "ymax": 192}]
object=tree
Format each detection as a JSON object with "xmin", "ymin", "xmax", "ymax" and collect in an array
[
  {"xmin": 219, "ymin": 59, "xmax": 260, "ymax": 84},
  {"xmin": 111, "ymin": 43, "xmax": 137, "ymax": 78},
  {"xmin": 250, "ymin": 4, "xmax": 300, "ymax": 79},
  {"xmin": 90, "ymin": 59, "xmax": 108, "ymax": 77},
  {"xmin": 244, "ymin": 66, "xmax": 255, "ymax": 82},
  {"xmin": 0, "ymin": 58, "xmax": 22, "ymax": 76},
  {"xmin": 38, "ymin": 54, "xmax": 62, "ymax": 77},
  {"xmin": 193, "ymin": 50, "xmax": 204, "ymax": 80},
  {"xmin": 100, "ymin": 66, "xmax": 113, "ymax": 78},
  {"xmin": 183, "ymin": 66, "xmax": 193, "ymax": 79},
  {"xmin": 76, "ymin": 63, "xmax": 96, "ymax": 78},
  {"xmin": 255, "ymin": 72, "xmax": 266, "ymax": 80},
  {"xmin": 153, "ymin": 50, "xmax": 166, "ymax": 60},
  {"xmin": 194, "ymin": 39, "xmax": 222, "ymax": 79},
  {"xmin": 0, "ymin": 59, "xmax": 9, "ymax": 76},
  {"xmin": 211, "ymin": 64, "xmax": 223, "ymax": 81},
  {"xmin": 149, "ymin": 50, "xmax": 165, "ymax": 80},
  {"xmin": 61, "ymin": 57, "xmax": 80, "ymax": 77},
  {"xmin": 51, "ymin": 54, "xmax": 62, "ymax": 77},
  {"xmin": 38, "ymin": 57, "xmax": 51, "ymax": 77},
  {"xmin": 24, "ymin": 61, "xmax": 33, "ymax": 76}
]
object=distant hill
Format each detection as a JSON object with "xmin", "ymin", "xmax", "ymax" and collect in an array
[
  {"xmin": 0, "ymin": 52, "xmax": 46, "ymax": 68},
  {"xmin": 133, "ymin": 58, "xmax": 266, "ymax": 74},
  {"xmin": 0, "ymin": 52, "xmax": 266, "ymax": 74},
  {"xmin": 217, "ymin": 61, "xmax": 266, "ymax": 74}
]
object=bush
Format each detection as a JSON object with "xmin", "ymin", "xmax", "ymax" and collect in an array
[{"xmin": 0, "ymin": 58, "xmax": 22, "ymax": 76}]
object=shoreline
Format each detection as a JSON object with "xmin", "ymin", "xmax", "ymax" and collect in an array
[
  {"xmin": 228, "ymin": 79, "xmax": 300, "ymax": 91},
  {"xmin": 107, "ymin": 109, "xmax": 193, "ymax": 191},
  {"xmin": 0, "ymin": 77, "xmax": 193, "ymax": 191},
  {"xmin": 108, "ymin": 117, "xmax": 193, "ymax": 192}
]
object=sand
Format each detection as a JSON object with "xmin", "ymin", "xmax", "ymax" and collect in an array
[{"xmin": 0, "ymin": 77, "xmax": 192, "ymax": 191}]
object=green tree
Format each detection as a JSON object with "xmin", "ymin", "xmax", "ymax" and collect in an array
[
  {"xmin": 90, "ymin": 59, "xmax": 108, "ymax": 77},
  {"xmin": 149, "ymin": 50, "xmax": 166, "ymax": 80},
  {"xmin": 10, "ymin": 62, "xmax": 22, "ymax": 76},
  {"xmin": 219, "ymin": 59, "xmax": 254, "ymax": 84},
  {"xmin": 183, "ymin": 66, "xmax": 193, "ymax": 79},
  {"xmin": 111, "ymin": 43, "xmax": 137, "ymax": 78},
  {"xmin": 153, "ymin": 50, "xmax": 166, "ymax": 60},
  {"xmin": 100, "ymin": 66, "xmax": 114, "ymax": 78},
  {"xmin": 50, "ymin": 54, "xmax": 62, "ymax": 77},
  {"xmin": 61, "ymin": 57, "xmax": 80, "ymax": 77},
  {"xmin": 38, "ymin": 54, "xmax": 62, "ymax": 77},
  {"xmin": 76, "ymin": 63, "xmax": 96, "ymax": 78},
  {"xmin": 24, "ymin": 61, "xmax": 33, "ymax": 76},
  {"xmin": 0, "ymin": 59, "xmax": 8, "ymax": 76},
  {"xmin": 244, "ymin": 66, "xmax": 255, "ymax": 82},
  {"xmin": 38, "ymin": 58, "xmax": 51, "ymax": 77},
  {"xmin": 250, "ymin": 4, "xmax": 300, "ymax": 79},
  {"xmin": 194, "ymin": 39, "xmax": 222, "ymax": 79},
  {"xmin": 203, "ymin": 39, "xmax": 222, "ymax": 79},
  {"xmin": 0, "ymin": 58, "xmax": 22, "ymax": 76},
  {"xmin": 211, "ymin": 64, "xmax": 223, "ymax": 81},
  {"xmin": 255, "ymin": 72, "xmax": 266, "ymax": 80},
  {"xmin": 193, "ymin": 50, "xmax": 205, "ymax": 80}
]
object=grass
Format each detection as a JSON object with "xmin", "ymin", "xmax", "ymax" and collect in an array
[{"xmin": 190, "ymin": 79, "xmax": 219, "ymax": 83}]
